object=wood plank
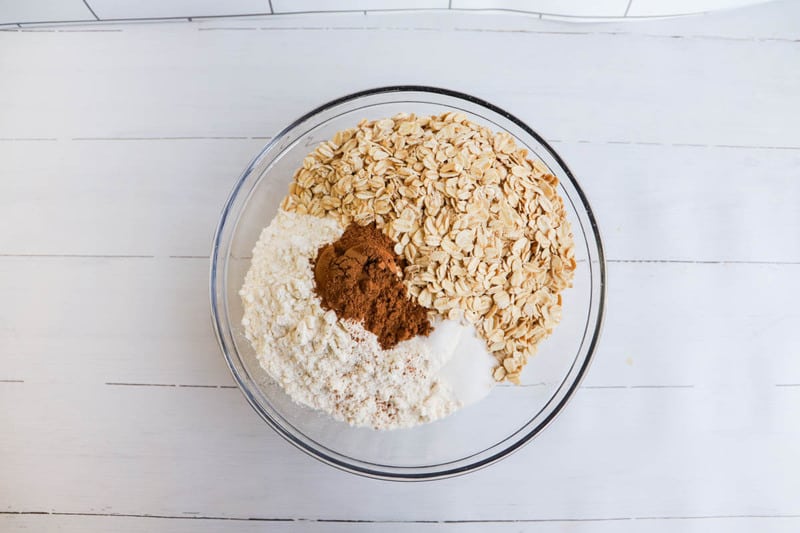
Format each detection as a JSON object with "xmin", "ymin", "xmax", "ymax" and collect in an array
[
  {"xmin": 0, "ymin": 256, "xmax": 227, "ymax": 385},
  {"xmin": 0, "ymin": 140, "xmax": 797, "ymax": 261},
  {"xmin": 1, "ymin": 382, "xmax": 798, "ymax": 519},
  {"xmin": 2, "ymin": 3, "xmax": 798, "ymax": 527},
  {"xmin": 0, "ymin": 139, "xmax": 263, "ymax": 257},
  {"xmin": 553, "ymin": 142, "xmax": 800, "ymax": 263},
  {"xmin": 2, "ymin": 259, "xmax": 799, "ymax": 387},
  {"xmin": 0, "ymin": 18, "xmax": 798, "ymax": 147}
]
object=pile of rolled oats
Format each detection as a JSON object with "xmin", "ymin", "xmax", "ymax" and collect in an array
[{"xmin": 281, "ymin": 112, "xmax": 575, "ymax": 384}]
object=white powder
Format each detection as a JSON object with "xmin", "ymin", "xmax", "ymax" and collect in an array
[
  {"xmin": 239, "ymin": 210, "xmax": 462, "ymax": 430},
  {"xmin": 427, "ymin": 321, "xmax": 498, "ymax": 407}
]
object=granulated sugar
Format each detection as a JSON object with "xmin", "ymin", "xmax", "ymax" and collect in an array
[{"xmin": 239, "ymin": 210, "xmax": 461, "ymax": 429}]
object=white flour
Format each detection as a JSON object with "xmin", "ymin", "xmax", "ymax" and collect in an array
[{"xmin": 239, "ymin": 210, "xmax": 462, "ymax": 430}]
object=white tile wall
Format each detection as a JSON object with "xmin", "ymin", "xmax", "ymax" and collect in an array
[
  {"xmin": 0, "ymin": 0, "xmax": 775, "ymax": 25},
  {"xmin": 451, "ymin": 0, "xmax": 629, "ymax": 17},
  {"xmin": 0, "ymin": 0, "xmax": 93, "ymax": 24},
  {"xmin": 628, "ymin": 0, "xmax": 772, "ymax": 16},
  {"xmin": 271, "ymin": 0, "xmax": 448, "ymax": 12},
  {"xmin": 87, "ymin": 0, "xmax": 269, "ymax": 20}
]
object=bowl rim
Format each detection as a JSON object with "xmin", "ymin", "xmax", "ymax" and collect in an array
[{"xmin": 210, "ymin": 85, "xmax": 606, "ymax": 481}]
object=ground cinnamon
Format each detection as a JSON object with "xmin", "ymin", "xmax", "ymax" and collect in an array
[{"xmin": 313, "ymin": 222, "xmax": 431, "ymax": 348}]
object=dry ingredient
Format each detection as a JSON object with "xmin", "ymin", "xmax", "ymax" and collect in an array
[
  {"xmin": 240, "ymin": 210, "xmax": 463, "ymax": 429},
  {"xmin": 240, "ymin": 112, "xmax": 577, "ymax": 429},
  {"xmin": 314, "ymin": 222, "xmax": 431, "ymax": 349},
  {"xmin": 281, "ymin": 112, "xmax": 576, "ymax": 383},
  {"xmin": 429, "ymin": 320, "xmax": 497, "ymax": 406}
]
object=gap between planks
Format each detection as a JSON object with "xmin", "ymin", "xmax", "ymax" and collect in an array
[
  {"xmin": 12, "ymin": 383, "xmax": 800, "ymax": 389},
  {"xmin": 0, "ymin": 380, "xmax": 699, "ymax": 390},
  {"xmin": 2, "ymin": 510, "xmax": 800, "ymax": 523},
  {"xmin": 105, "ymin": 382, "xmax": 238, "ymax": 389},
  {"xmin": 6, "ymin": 382, "xmax": 800, "ymax": 391},
  {"xmin": 4, "ymin": 24, "xmax": 799, "ymax": 44},
  {"xmin": 10, "ymin": 381, "xmax": 800, "ymax": 391},
  {"xmin": 1, "ymin": 255, "xmax": 798, "ymax": 266},
  {"xmin": 0, "ymin": 380, "xmax": 694, "ymax": 388},
  {"xmin": 244, "ymin": 26, "xmax": 800, "ymax": 44},
  {"xmin": 2, "ymin": 137, "xmax": 800, "ymax": 152}
]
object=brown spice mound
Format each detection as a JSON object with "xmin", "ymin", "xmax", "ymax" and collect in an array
[{"xmin": 313, "ymin": 222, "xmax": 432, "ymax": 349}]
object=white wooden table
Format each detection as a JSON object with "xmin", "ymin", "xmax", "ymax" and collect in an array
[{"xmin": 2, "ymin": 2, "xmax": 799, "ymax": 531}]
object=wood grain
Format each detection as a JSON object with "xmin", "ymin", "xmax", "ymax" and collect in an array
[
  {"xmin": 1, "ymin": 14, "xmax": 798, "ymax": 146},
  {"xmin": 4, "ymin": 514, "xmax": 800, "ymax": 532},
  {"xmin": 1, "ymin": 260, "xmax": 799, "ymax": 387},
  {"xmin": 1, "ymin": 383, "xmax": 799, "ymax": 519},
  {"xmin": 1, "ymin": 2, "xmax": 799, "ymax": 530},
  {"xmin": 0, "ymin": 140, "xmax": 797, "ymax": 260}
]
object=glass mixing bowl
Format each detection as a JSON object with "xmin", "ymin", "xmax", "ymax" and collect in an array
[{"xmin": 210, "ymin": 86, "xmax": 605, "ymax": 480}]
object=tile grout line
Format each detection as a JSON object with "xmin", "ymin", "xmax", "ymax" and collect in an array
[
  {"xmin": 13, "ymin": 13, "xmax": 270, "ymax": 26},
  {"xmin": 0, "ymin": 8, "xmax": 634, "ymax": 27},
  {"xmin": 81, "ymin": 0, "xmax": 100, "ymax": 21},
  {"xmin": 3, "ymin": 7, "xmax": 800, "ymax": 31}
]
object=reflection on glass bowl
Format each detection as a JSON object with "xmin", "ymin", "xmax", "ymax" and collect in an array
[{"xmin": 210, "ymin": 86, "xmax": 605, "ymax": 480}]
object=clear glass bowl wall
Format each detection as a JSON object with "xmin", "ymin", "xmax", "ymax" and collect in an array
[{"xmin": 211, "ymin": 87, "xmax": 605, "ymax": 480}]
